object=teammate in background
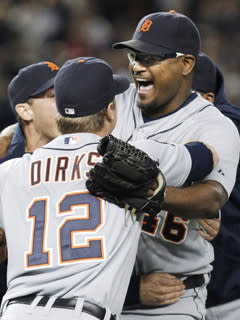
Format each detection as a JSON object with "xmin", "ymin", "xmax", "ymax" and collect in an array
[
  {"xmin": 111, "ymin": 11, "xmax": 240, "ymax": 319},
  {"xmin": 192, "ymin": 52, "xmax": 240, "ymax": 320},
  {"xmin": 0, "ymin": 56, "xmax": 204, "ymax": 320},
  {"xmin": 0, "ymin": 61, "xmax": 60, "ymax": 164},
  {"xmin": 0, "ymin": 61, "xmax": 60, "ymax": 304}
]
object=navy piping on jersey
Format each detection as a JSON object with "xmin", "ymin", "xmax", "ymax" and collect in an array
[
  {"xmin": 127, "ymin": 96, "xmax": 212, "ymax": 142},
  {"xmin": 132, "ymin": 89, "xmax": 138, "ymax": 129},
  {"xmin": 193, "ymin": 288, "xmax": 204, "ymax": 320},
  {"xmin": 40, "ymin": 142, "xmax": 99, "ymax": 152},
  {"xmin": 146, "ymin": 103, "xmax": 212, "ymax": 139},
  {"xmin": 126, "ymin": 90, "xmax": 138, "ymax": 143},
  {"xmin": 142, "ymin": 92, "xmax": 198, "ymax": 123}
]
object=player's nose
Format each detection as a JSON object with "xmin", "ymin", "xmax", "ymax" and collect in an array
[{"xmin": 130, "ymin": 60, "xmax": 146, "ymax": 73}]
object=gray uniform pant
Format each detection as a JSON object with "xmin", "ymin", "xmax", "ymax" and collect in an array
[{"xmin": 206, "ymin": 298, "xmax": 240, "ymax": 320}]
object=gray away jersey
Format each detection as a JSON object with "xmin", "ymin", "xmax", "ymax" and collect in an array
[
  {"xmin": 114, "ymin": 84, "xmax": 240, "ymax": 277},
  {"xmin": 0, "ymin": 133, "xmax": 141, "ymax": 315},
  {"xmin": 0, "ymin": 132, "xmax": 196, "ymax": 315}
]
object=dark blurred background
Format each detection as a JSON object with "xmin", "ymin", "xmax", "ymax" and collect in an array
[{"xmin": 0, "ymin": 0, "xmax": 240, "ymax": 130}]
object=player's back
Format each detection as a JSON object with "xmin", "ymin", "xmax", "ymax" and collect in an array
[{"xmin": 0, "ymin": 133, "xmax": 141, "ymax": 314}]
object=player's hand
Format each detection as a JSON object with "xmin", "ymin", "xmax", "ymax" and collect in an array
[
  {"xmin": 197, "ymin": 218, "xmax": 221, "ymax": 241},
  {"xmin": 0, "ymin": 123, "xmax": 17, "ymax": 158},
  {"xmin": 0, "ymin": 228, "xmax": 7, "ymax": 264},
  {"xmin": 140, "ymin": 273, "xmax": 185, "ymax": 306}
]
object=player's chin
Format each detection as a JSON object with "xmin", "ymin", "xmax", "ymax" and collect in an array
[{"xmin": 137, "ymin": 98, "xmax": 158, "ymax": 114}]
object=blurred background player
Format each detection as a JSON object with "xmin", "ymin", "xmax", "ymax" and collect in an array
[
  {"xmin": 0, "ymin": 61, "xmax": 60, "ymax": 304},
  {"xmin": 192, "ymin": 52, "xmax": 240, "ymax": 320},
  {"xmin": 111, "ymin": 11, "xmax": 240, "ymax": 319},
  {"xmin": 1, "ymin": 61, "xmax": 60, "ymax": 163}
]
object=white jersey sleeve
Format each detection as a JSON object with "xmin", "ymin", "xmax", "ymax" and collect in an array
[
  {"xmin": 195, "ymin": 111, "xmax": 240, "ymax": 196},
  {"xmin": 132, "ymin": 140, "xmax": 192, "ymax": 187}
]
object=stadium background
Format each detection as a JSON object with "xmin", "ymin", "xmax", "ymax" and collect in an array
[{"xmin": 0, "ymin": 0, "xmax": 239, "ymax": 130}]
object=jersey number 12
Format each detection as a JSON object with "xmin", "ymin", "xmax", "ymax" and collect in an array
[{"xmin": 25, "ymin": 192, "xmax": 104, "ymax": 269}]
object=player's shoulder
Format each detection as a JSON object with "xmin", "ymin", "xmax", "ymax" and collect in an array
[
  {"xmin": 0, "ymin": 155, "xmax": 24, "ymax": 170},
  {"xmin": 193, "ymin": 94, "xmax": 237, "ymax": 125},
  {"xmin": 0, "ymin": 155, "xmax": 29, "ymax": 188},
  {"xmin": 36, "ymin": 133, "xmax": 100, "ymax": 153}
]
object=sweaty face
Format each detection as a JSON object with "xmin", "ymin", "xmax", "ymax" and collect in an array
[
  {"xmin": 30, "ymin": 88, "xmax": 60, "ymax": 141},
  {"xmin": 128, "ymin": 51, "xmax": 185, "ymax": 118}
]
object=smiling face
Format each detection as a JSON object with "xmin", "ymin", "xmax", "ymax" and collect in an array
[{"xmin": 128, "ymin": 51, "xmax": 195, "ymax": 118}]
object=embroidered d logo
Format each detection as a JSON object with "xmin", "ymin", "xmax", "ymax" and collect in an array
[
  {"xmin": 139, "ymin": 19, "xmax": 153, "ymax": 32},
  {"xmin": 44, "ymin": 62, "xmax": 59, "ymax": 72}
]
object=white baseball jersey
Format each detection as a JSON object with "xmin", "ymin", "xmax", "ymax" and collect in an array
[
  {"xmin": 0, "ymin": 132, "xmax": 196, "ymax": 317},
  {"xmin": 114, "ymin": 84, "xmax": 240, "ymax": 318}
]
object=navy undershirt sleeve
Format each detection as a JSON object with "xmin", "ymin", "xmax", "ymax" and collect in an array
[{"xmin": 185, "ymin": 142, "xmax": 214, "ymax": 182}]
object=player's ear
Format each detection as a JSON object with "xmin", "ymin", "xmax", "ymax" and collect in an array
[
  {"xmin": 15, "ymin": 102, "xmax": 34, "ymax": 121},
  {"xmin": 182, "ymin": 54, "xmax": 196, "ymax": 76},
  {"xmin": 105, "ymin": 100, "xmax": 116, "ymax": 122}
]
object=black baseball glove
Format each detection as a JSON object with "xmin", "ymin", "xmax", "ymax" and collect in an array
[{"xmin": 86, "ymin": 135, "xmax": 166, "ymax": 218}]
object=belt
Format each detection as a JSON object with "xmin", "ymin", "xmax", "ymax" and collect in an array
[
  {"xmin": 183, "ymin": 274, "xmax": 205, "ymax": 289},
  {"xmin": 8, "ymin": 294, "xmax": 116, "ymax": 320}
]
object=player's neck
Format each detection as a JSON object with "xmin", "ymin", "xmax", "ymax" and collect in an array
[
  {"xmin": 142, "ymin": 89, "xmax": 193, "ymax": 119},
  {"xmin": 23, "ymin": 127, "xmax": 53, "ymax": 153}
]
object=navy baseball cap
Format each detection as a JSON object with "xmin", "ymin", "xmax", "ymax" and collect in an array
[
  {"xmin": 113, "ymin": 11, "xmax": 200, "ymax": 57},
  {"xmin": 55, "ymin": 57, "xmax": 130, "ymax": 118},
  {"xmin": 192, "ymin": 52, "xmax": 217, "ymax": 93},
  {"xmin": 8, "ymin": 61, "xmax": 59, "ymax": 114}
]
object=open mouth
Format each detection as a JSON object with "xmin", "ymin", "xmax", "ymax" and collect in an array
[{"xmin": 136, "ymin": 78, "xmax": 154, "ymax": 94}]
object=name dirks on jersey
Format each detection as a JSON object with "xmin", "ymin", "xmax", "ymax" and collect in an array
[{"xmin": 30, "ymin": 151, "xmax": 100, "ymax": 186}]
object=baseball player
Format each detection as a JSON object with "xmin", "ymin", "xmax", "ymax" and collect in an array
[
  {"xmin": 110, "ymin": 11, "xmax": 240, "ymax": 319},
  {"xmin": 192, "ymin": 52, "xmax": 240, "ymax": 320},
  {"xmin": 0, "ymin": 61, "xmax": 60, "ymax": 304},
  {"xmin": 0, "ymin": 57, "xmax": 206, "ymax": 320}
]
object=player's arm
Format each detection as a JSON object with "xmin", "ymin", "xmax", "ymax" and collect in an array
[
  {"xmin": 162, "ymin": 180, "xmax": 226, "ymax": 219},
  {"xmin": 139, "ymin": 117, "xmax": 239, "ymax": 219},
  {"xmin": 133, "ymin": 139, "xmax": 218, "ymax": 188},
  {"xmin": 0, "ymin": 124, "xmax": 17, "ymax": 158}
]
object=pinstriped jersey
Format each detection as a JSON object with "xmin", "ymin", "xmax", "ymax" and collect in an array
[{"xmin": 114, "ymin": 84, "xmax": 240, "ymax": 276}]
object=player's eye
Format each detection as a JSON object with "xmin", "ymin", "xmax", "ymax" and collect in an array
[
  {"xmin": 127, "ymin": 51, "xmax": 167, "ymax": 66},
  {"xmin": 127, "ymin": 50, "xmax": 185, "ymax": 66}
]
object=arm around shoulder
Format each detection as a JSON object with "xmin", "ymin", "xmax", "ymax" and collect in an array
[{"xmin": 0, "ymin": 124, "xmax": 17, "ymax": 158}]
